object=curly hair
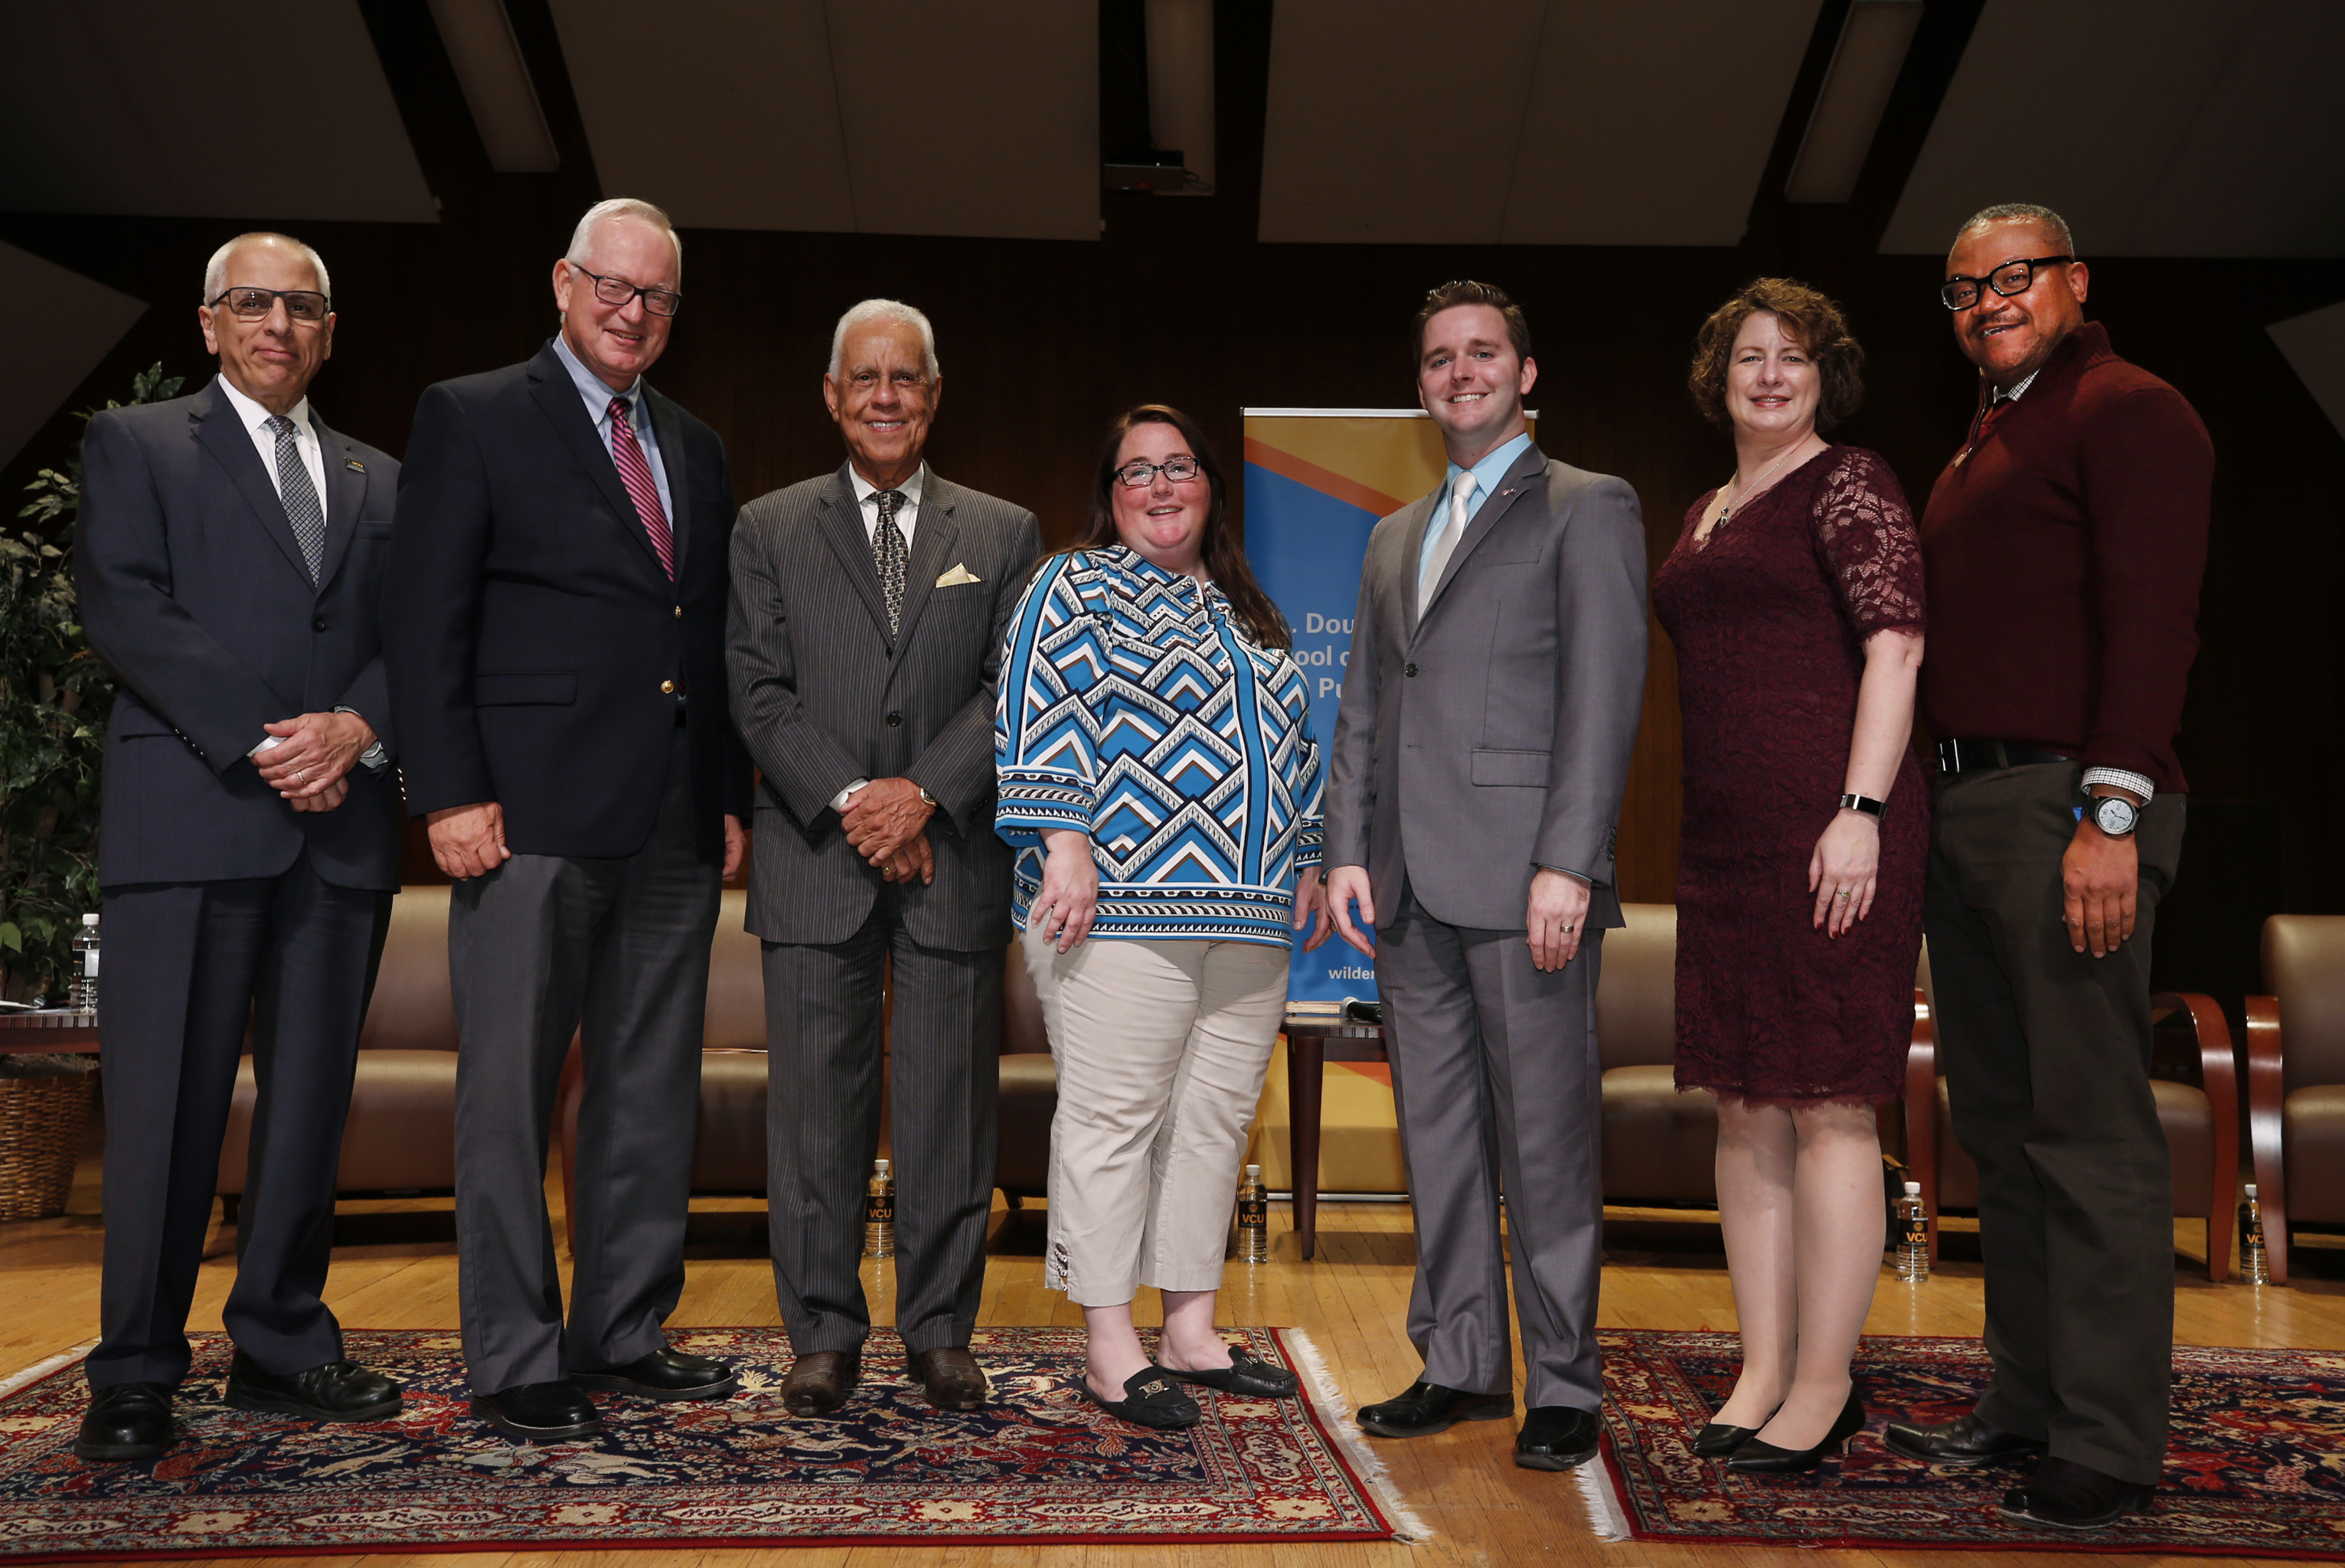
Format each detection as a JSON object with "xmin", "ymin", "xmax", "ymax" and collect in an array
[{"xmin": 1687, "ymin": 278, "xmax": 1865, "ymax": 433}]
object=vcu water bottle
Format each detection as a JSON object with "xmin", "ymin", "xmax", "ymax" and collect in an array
[
  {"xmin": 1894, "ymin": 1181, "xmax": 1929, "ymax": 1282},
  {"xmin": 864, "ymin": 1158, "xmax": 895, "ymax": 1259},
  {"xmin": 2240, "ymin": 1183, "xmax": 2271, "ymax": 1284},
  {"xmin": 69, "ymin": 913, "xmax": 100, "ymax": 1013},
  {"xmin": 1236, "ymin": 1164, "xmax": 1269, "ymax": 1263}
]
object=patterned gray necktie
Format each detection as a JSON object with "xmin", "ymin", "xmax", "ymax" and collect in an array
[
  {"xmin": 266, "ymin": 413, "xmax": 325, "ymax": 582},
  {"xmin": 873, "ymin": 489, "xmax": 908, "ymax": 637}
]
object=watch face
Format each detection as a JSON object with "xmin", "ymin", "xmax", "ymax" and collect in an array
[{"xmin": 2093, "ymin": 795, "xmax": 2138, "ymax": 835}]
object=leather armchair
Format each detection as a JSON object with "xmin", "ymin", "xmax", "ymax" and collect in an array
[
  {"xmin": 2245, "ymin": 913, "xmax": 2345, "ymax": 1284},
  {"xmin": 1599, "ymin": 905, "xmax": 1722, "ymax": 1204}
]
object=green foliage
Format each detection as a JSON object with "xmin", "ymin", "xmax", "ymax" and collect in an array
[{"xmin": 1, "ymin": 364, "xmax": 183, "ymax": 1001}]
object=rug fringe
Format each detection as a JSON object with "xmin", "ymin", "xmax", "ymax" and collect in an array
[
  {"xmin": 1575, "ymin": 1450, "xmax": 1633, "ymax": 1542},
  {"xmin": 0, "ymin": 1340, "xmax": 94, "ymax": 1400},
  {"xmin": 1282, "ymin": 1328, "xmax": 1435, "ymax": 1544}
]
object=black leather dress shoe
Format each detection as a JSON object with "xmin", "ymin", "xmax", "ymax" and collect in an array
[
  {"xmin": 1165, "ymin": 1349, "xmax": 1299, "ymax": 1399},
  {"xmin": 225, "ymin": 1352, "xmax": 403, "ymax": 1422},
  {"xmin": 1727, "ymin": 1387, "xmax": 1866, "ymax": 1474},
  {"xmin": 76, "ymin": 1383, "xmax": 174, "ymax": 1462},
  {"xmin": 1515, "ymin": 1405, "xmax": 1602, "ymax": 1471},
  {"xmin": 1078, "ymin": 1364, "xmax": 1201, "ymax": 1429},
  {"xmin": 782, "ymin": 1349, "xmax": 861, "ymax": 1416},
  {"xmin": 572, "ymin": 1348, "xmax": 737, "ymax": 1402},
  {"xmin": 1357, "ymin": 1381, "xmax": 1513, "ymax": 1439},
  {"xmin": 472, "ymin": 1380, "xmax": 602, "ymax": 1442},
  {"xmin": 2000, "ymin": 1455, "xmax": 2155, "ymax": 1529},
  {"xmin": 906, "ymin": 1347, "xmax": 989, "ymax": 1411},
  {"xmin": 1882, "ymin": 1410, "xmax": 2050, "ymax": 1468}
]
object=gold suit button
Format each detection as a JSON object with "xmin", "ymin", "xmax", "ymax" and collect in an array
[
  {"xmin": 660, "ymin": 680, "xmax": 676, "ymax": 694},
  {"xmin": 674, "ymin": 606, "xmax": 682, "ymax": 618}
]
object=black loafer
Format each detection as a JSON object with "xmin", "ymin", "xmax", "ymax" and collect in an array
[
  {"xmin": 76, "ymin": 1383, "xmax": 174, "ymax": 1462},
  {"xmin": 1165, "ymin": 1349, "xmax": 1298, "ymax": 1398},
  {"xmin": 224, "ymin": 1352, "xmax": 403, "ymax": 1422},
  {"xmin": 1078, "ymin": 1364, "xmax": 1201, "ymax": 1430},
  {"xmin": 472, "ymin": 1379, "xmax": 602, "ymax": 1443},
  {"xmin": 572, "ymin": 1347, "xmax": 737, "ymax": 1402},
  {"xmin": 1515, "ymin": 1405, "xmax": 1602, "ymax": 1471},
  {"xmin": 1882, "ymin": 1410, "xmax": 2050, "ymax": 1468},
  {"xmin": 1357, "ymin": 1380, "xmax": 1513, "ymax": 1438},
  {"xmin": 2000, "ymin": 1455, "xmax": 2155, "ymax": 1529}
]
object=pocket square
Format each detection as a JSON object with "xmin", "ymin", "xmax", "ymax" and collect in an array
[{"xmin": 935, "ymin": 563, "xmax": 982, "ymax": 586}]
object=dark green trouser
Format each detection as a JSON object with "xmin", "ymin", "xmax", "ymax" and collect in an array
[{"xmin": 1923, "ymin": 761, "xmax": 2184, "ymax": 1486}]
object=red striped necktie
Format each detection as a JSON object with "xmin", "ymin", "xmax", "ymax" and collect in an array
[{"xmin": 609, "ymin": 397, "xmax": 675, "ymax": 578}]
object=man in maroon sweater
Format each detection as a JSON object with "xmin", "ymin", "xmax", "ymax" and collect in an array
[{"xmin": 1882, "ymin": 204, "xmax": 2212, "ymax": 1529}]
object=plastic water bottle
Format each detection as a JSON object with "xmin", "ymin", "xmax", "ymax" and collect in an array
[
  {"xmin": 864, "ymin": 1158, "xmax": 895, "ymax": 1259},
  {"xmin": 1894, "ymin": 1181, "xmax": 1929, "ymax": 1282},
  {"xmin": 68, "ymin": 913, "xmax": 100, "ymax": 1013},
  {"xmin": 2240, "ymin": 1183, "xmax": 2270, "ymax": 1285},
  {"xmin": 1237, "ymin": 1164, "xmax": 1269, "ymax": 1263}
]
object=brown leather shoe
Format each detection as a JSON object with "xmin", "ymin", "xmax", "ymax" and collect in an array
[
  {"xmin": 906, "ymin": 1346, "xmax": 988, "ymax": 1411},
  {"xmin": 781, "ymin": 1349, "xmax": 861, "ymax": 1416}
]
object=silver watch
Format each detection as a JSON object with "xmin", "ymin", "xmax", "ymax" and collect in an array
[{"xmin": 2089, "ymin": 793, "xmax": 2139, "ymax": 838}]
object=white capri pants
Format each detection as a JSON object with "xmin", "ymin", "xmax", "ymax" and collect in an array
[{"xmin": 1021, "ymin": 928, "xmax": 1291, "ymax": 1305}]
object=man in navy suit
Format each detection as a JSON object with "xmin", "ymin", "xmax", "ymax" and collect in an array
[
  {"xmin": 383, "ymin": 198, "xmax": 750, "ymax": 1442},
  {"xmin": 75, "ymin": 232, "xmax": 405, "ymax": 1461}
]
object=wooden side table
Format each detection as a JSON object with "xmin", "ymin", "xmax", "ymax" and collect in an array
[
  {"xmin": 0, "ymin": 1012, "xmax": 101, "ymax": 1054},
  {"xmin": 1281, "ymin": 1011, "xmax": 1386, "ymax": 1259}
]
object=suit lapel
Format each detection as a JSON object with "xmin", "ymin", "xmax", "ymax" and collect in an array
[
  {"xmin": 887, "ymin": 475, "xmax": 960, "ymax": 665},
  {"xmin": 816, "ymin": 464, "xmax": 895, "ymax": 641},
  {"xmin": 191, "ymin": 381, "xmax": 312, "ymax": 584},
  {"xmin": 524, "ymin": 345, "xmax": 664, "ymax": 577},
  {"xmin": 311, "ymin": 412, "xmax": 367, "ymax": 593},
  {"xmin": 645, "ymin": 384, "xmax": 693, "ymax": 576},
  {"xmin": 1419, "ymin": 444, "xmax": 1547, "ymax": 630}
]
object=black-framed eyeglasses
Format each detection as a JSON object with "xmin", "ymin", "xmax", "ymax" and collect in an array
[
  {"xmin": 1114, "ymin": 457, "xmax": 1202, "ymax": 488},
  {"xmin": 571, "ymin": 266, "xmax": 681, "ymax": 318},
  {"xmin": 1940, "ymin": 256, "xmax": 2072, "ymax": 311},
  {"xmin": 209, "ymin": 286, "xmax": 330, "ymax": 322}
]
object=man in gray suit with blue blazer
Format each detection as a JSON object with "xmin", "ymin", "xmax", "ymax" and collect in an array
[
  {"xmin": 74, "ymin": 233, "xmax": 405, "ymax": 1462},
  {"xmin": 727, "ymin": 299, "xmax": 1040, "ymax": 1417},
  {"xmin": 1324, "ymin": 281, "xmax": 1648, "ymax": 1473}
]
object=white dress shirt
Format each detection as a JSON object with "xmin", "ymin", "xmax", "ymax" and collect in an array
[
  {"xmin": 215, "ymin": 374, "xmax": 325, "ymax": 510},
  {"xmin": 849, "ymin": 461, "xmax": 926, "ymax": 550}
]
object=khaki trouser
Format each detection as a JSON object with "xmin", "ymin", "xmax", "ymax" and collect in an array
[{"xmin": 1021, "ymin": 929, "xmax": 1290, "ymax": 1306}]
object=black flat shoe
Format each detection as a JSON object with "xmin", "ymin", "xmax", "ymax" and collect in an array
[
  {"xmin": 572, "ymin": 1347, "xmax": 738, "ymax": 1402},
  {"xmin": 225, "ymin": 1352, "xmax": 403, "ymax": 1422},
  {"xmin": 76, "ymin": 1383, "xmax": 174, "ymax": 1462},
  {"xmin": 472, "ymin": 1379, "xmax": 602, "ymax": 1443},
  {"xmin": 1882, "ymin": 1410, "xmax": 2050, "ymax": 1468},
  {"xmin": 1357, "ymin": 1380, "xmax": 1513, "ymax": 1438},
  {"xmin": 1999, "ymin": 1455, "xmax": 2156, "ymax": 1529},
  {"xmin": 1164, "ymin": 1349, "xmax": 1298, "ymax": 1398},
  {"xmin": 1515, "ymin": 1405, "xmax": 1602, "ymax": 1471},
  {"xmin": 1726, "ymin": 1387, "xmax": 1866, "ymax": 1475},
  {"xmin": 1079, "ymin": 1364, "xmax": 1201, "ymax": 1429}
]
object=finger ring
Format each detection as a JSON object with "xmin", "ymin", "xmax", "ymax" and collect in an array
[
  {"xmin": 296, "ymin": 768, "xmax": 307, "ymax": 782},
  {"xmin": 1562, "ymin": 922, "xmax": 1575, "ymax": 933},
  {"xmin": 1835, "ymin": 890, "xmax": 1850, "ymax": 900}
]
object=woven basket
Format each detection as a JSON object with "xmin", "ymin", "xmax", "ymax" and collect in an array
[{"xmin": 0, "ymin": 1073, "xmax": 98, "ymax": 1222}]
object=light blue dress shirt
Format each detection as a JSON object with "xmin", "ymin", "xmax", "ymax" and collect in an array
[
  {"xmin": 1418, "ymin": 429, "xmax": 1535, "ymax": 588},
  {"xmin": 553, "ymin": 333, "xmax": 674, "ymax": 526}
]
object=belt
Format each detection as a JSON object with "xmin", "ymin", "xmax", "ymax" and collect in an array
[{"xmin": 1935, "ymin": 737, "xmax": 2073, "ymax": 775}]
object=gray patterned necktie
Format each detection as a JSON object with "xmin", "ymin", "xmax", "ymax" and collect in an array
[
  {"xmin": 873, "ymin": 489, "xmax": 908, "ymax": 637},
  {"xmin": 266, "ymin": 414, "xmax": 325, "ymax": 582}
]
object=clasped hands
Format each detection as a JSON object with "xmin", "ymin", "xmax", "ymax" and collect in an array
[
  {"xmin": 842, "ymin": 777, "xmax": 934, "ymax": 886},
  {"xmin": 253, "ymin": 710, "xmax": 375, "ymax": 812}
]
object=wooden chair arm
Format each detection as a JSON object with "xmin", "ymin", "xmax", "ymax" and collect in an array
[
  {"xmin": 1904, "ymin": 990, "xmax": 1940, "ymax": 1263},
  {"xmin": 2152, "ymin": 992, "xmax": 2238, "ymax": 1282},
  {"xmin": 2244, "ymin": 995, "xmax": 2288, "ymax": 1283}
]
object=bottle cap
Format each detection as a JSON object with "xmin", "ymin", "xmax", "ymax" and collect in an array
[
  {"xmin": 2245, "ymin": 1183, "xmax": 2258, "ymax": 1197},
  {"xmin": 82, "ymin": 913, "xmax": 100, "ymax": 926},
  {"xmin": 1245, "ymin": 1164, "xmax": 1261, "ymax": 1180},
  {"xmin": 875, "ymin": 1158, "xmax": 890, "ymax": 1175},
  {"xmin": 1904, "ymin": 1181, "xmax": 1922, "ymax": 1195}
]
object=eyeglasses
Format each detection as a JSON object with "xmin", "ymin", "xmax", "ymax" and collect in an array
[
  {"xmin": 209, "ymin": 287, "xmax": 329, "ymax": 322},
  {"xmin": 1940, "ymin": 256, "xmax": 2072, "ymax": 311},
  {"xmin": 1114, "ymin": 458, "xmax": 1202, "ymax": 488},
  {"xmin": 570, "ymin": 266, "xmax": 681, "ymax": 318}
]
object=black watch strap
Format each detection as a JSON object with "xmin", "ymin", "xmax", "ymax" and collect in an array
[{"xmin": 1838, "ymin": 792, "xmax": 1886, "ymax": 818}]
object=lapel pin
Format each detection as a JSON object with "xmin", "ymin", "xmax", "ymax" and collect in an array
[{"xmin": 345, "ymin": 458, "xmax": 366, "ymax": 472}]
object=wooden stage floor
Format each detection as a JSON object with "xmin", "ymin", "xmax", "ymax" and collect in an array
[{"xmin": 5, "ymin": 1158, "xmax": 2343, "ymax": 1568}]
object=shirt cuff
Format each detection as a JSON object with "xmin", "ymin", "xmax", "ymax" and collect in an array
[
  {"xmin": 249, "ymin": 735, "xmax": 285, "ymax": 760},
  {"xmin": 831, "ymin": 778, "xmax": 871, "ymax": 814},
  {"xmin": 2081, "ymin": 767, "xmax": 2155, "ymax": 804}
]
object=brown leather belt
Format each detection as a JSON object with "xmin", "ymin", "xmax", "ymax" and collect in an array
[{"xmin": 1935, "ymin": 737, "xmax": 2073, "ymax": 775}]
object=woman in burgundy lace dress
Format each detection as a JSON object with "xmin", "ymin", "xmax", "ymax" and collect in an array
[{"xmin": 1651, "ymin": 279, "xmax": 1927, "ymax": 1473}]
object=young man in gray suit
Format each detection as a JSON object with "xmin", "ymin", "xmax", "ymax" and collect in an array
[
  {"xmin": 727, "ymin": 300, "xmax": 1040, "ymax": 1416},
  {"xmin": 1324, "ymin": 280, "xmax": 1648, "ymax": 1473},
  {"xmin": 74, "ymin": 233, "xmax": 404, "ymax": 1460}
]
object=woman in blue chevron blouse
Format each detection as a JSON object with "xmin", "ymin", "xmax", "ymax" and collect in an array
[{"xmin": 996, "ymin": 405, "xmax": 1332, "ymax": 1430}]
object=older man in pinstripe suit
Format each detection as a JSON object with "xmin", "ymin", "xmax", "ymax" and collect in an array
[{"xmin": 727, "ymin": 300, "xmax": 1041, "ymax": 1415}]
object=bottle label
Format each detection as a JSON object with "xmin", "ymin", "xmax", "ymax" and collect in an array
[
  {"xmin": 865, "ymin": 1200, "xmax": 893, "ymax": 1224},
  {"xmin": 1239, "ymin": 1197, "xmax": 1267, "ymax": 1230},
  {"xmin": 83, "ymin": 951, "xmax": 100, "ymax": 978},
  {"xmin": 1900, "ymin": 1216, "xmax": 1927, "ymax": 1249}
]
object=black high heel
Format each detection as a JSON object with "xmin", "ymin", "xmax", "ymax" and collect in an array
[
  {"xmin": 1693, "ymin": 1419, "xmax": 1764, "ymax": 1459},
  {"xmin": 1726, "ymin": 1386, "xmax": 1865, "ymax": 1474}
]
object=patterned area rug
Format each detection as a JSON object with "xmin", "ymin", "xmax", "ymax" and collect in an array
[
  {"xmin": 1592, "ymin": 1330, "xmax": 2345, "ymax": 1557},
  {"xmin": 0, "ymin": 1327, "xmax": 1418, "ymax": 1560}
]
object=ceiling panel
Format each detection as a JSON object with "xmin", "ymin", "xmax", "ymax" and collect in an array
[
  {"xmin": 1880, "ymin": 0, "xmax": 2345, "ymax": 257},
  {"xmin": 1259, "ymin": 0, "xmax": 1821, "ymax": 247},
  {"xmin": 0, "ymin": 241, "xmax": 147, "ymax": 469},
  {"xmin": 549, "ymin": 0, "xmax": 1099, "ymax": 241},
  {"xmin": 0, "ymin": 0, "xmax": 436, "ymax": 223}
]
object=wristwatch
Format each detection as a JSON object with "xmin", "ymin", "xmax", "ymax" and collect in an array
[
  {"xmin": 2089, "ymin": 792, "xmax": 2140, "ymax": 838},
  {"xmin": 334, "ymin": 706, "xmax": 388, "ymax": 772}
]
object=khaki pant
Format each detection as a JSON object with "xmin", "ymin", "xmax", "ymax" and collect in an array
[{"xmin": 1021, "ymin": 929, "xmax": 1289, "ymax": 1306}]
